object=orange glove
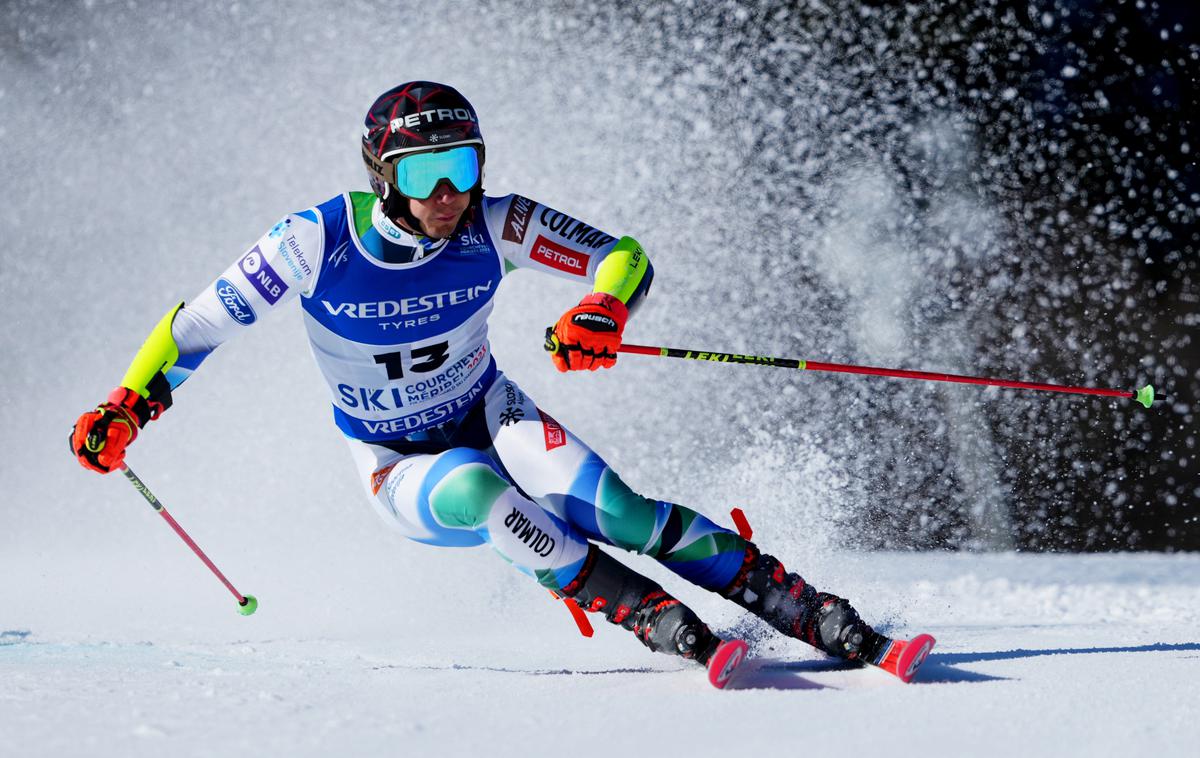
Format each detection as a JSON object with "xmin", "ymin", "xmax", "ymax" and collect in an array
[
  {"xmin": 549, "ymin": 293, "xmax": 628, "ymax": 372},
  {"xmin": 70, "ymin": 387, "xmax": 155, "ymax": 473}
]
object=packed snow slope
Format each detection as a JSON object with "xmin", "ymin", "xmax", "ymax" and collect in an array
[
  {"xmin": 3, "ymin": 551, "xmax": 1198, "ymax": 757},
  {"xmin": 2, "ymin": 3, "xmax": 1197, "ymax": 757}
]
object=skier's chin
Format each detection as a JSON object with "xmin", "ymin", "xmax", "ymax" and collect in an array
[{"xmin": 420, "ymin": 215, "xmax": 462, "ymax": 239}]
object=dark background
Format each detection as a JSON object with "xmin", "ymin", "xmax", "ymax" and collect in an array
[{"xmin": 569, "ymin": 0, "xmax": 1199, "ymax": 550}]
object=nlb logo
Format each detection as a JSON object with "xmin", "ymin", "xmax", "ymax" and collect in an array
[
  {"xmin": 215, "ymin": 278, "xmax": 256, "ymax": 325},
  {"xmin": 531, "ymin": 235, "xmax": 588, "ymax": 276},
  {"xmin": 239, "ymin": 245, "xmax": 287, "ymax": 304}
]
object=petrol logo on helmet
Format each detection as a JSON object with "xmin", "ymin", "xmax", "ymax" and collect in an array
[
  {"xmin": 215, "ymin": 278, "xmax": 256, "ymax": 325},
  {"xmin": 389, "ymin": 108, "xmax": 476, "ymax": 133}
]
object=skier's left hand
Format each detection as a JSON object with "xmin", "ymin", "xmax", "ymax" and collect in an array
[{"xmin": 548, "ymin": 293, "xmax": 628, "ymax": 371}]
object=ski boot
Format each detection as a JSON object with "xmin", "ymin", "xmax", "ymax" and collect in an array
[
  {"xmin": 722, "ymin": 543, "xmax": 888, "ymax": 662},
  {"xmin": 562, "ymin": 545, "xmax": 722, "ymax": 663},
  {"xmin": 562, "ymin": 545, "xmax": 750, "ymax": 688}
]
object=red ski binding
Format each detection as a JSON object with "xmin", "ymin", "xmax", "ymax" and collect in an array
[
  {"xmin": 872, "ymin": 633, "xmax": 936, "ymax": 683},
  {"xmin": 706, "ymin": 638, "xmax": 749, "ymax": 689}
]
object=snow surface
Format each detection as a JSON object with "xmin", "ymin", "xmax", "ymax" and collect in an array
[
  {"xmin": 3, "ymin": 2, "xmax": 1197, "ymax": 756},
  {"xmin": 3, "ymin": 550, "xmax": 1199, "ymax": 757}
]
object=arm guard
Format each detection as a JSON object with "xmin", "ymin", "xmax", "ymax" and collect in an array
[
  {"xmin": 592, "ymin": 235, "xmax": 654, "ymax": 313},
  {"xmin": 118, "ymin": 302, "xmax": 184, "ymax": 419}
]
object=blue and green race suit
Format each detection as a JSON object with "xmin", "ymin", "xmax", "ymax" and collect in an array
[{"xmin": 115, "ymin": 191, "xmax": 747, "ymax": 592}]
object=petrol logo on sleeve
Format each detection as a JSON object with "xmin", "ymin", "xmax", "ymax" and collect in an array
[
  {"xmin": 371, "ymin": 462, "xmax": 398, "ymax": 496},
  {"xmin": 538, "ymin": 409, "xmax": 566, "ymax": 451},
  {"xmin": 239, "ymin": 245, "xmax": 288, "ymax": 304},
  {"xmin": 214, "ymin": 278, "xmax": 256, "ymax": 325},
  {"xmin": 531, "ymin": 235, "xmax": 588, "ymax": 276}
]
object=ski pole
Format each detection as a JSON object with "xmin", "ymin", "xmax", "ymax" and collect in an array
[
  {"xmin": 117, "ymin": 464, "xmax": 258, "ymax": 615},
  {"xmin": 614, "ymin": 341, "xmax": 1156, "ymax": 408}
]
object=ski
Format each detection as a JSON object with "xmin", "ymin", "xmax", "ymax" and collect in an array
[
  {"xmin": 869, "ymin": 633, "xmax": 936, "ymax": 683},
  {"xmin": 706, "ymin": 638, "xmax": 749, "ymax": 689}
]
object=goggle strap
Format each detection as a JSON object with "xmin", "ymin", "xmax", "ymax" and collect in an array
[{"xmin": 362, "ymin": 145, "xmax": 395, "ymax": 186}]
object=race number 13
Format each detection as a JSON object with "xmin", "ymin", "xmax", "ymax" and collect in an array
[{"xmin": 373, "ymin": 341, "xmax": 449, "ymax": 379}]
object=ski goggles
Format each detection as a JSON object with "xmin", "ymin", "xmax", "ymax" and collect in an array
[{"xmin": 377, "ymin": 144, "xmax": 481, "ymax": 200}]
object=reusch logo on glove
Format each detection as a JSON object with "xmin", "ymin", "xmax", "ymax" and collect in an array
[{"xmin": 571, "ymin": 312, "xmax": 617, "ymax": 331}]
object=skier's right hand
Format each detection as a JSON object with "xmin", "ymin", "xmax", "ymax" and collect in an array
[{"xmin": 70, "ymin": 387, "xmax": 153, "ymax": 474}]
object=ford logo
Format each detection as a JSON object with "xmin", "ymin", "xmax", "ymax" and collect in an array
[{"xmin": 215, "ymin": 277, "xmax": 256, "ymax": 325}]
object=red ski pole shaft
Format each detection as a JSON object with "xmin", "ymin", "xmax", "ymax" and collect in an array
[
  {"xmin": 118, "ymin": 464, "xmax": 258, "ymax": 615},
  {"xmin": 617, "ymin": 343, "xmax": 1156, "ymax": 408}
]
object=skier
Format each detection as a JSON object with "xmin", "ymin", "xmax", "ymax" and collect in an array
[{"xmin": 70, "ymin": 82, "xmax": 931, "ymax": 685}]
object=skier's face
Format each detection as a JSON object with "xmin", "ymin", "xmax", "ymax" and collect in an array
[{"xmin": 407, "ymin": 179, "xmax": 471, "ymax": 239}]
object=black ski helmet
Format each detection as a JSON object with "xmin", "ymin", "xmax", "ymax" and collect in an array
[{"xmin": 361, "ymin": 81, "xmax": 485, "ymax": 229}]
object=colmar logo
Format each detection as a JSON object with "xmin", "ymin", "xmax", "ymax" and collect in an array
[
  {"xmin": 504, "ymin": 506, "xmax": 556, "ymax": 557},
  {"xmin": 531, "ymin": 235, "xmax": 588, "ymax": 276},
  {"xmin": 539, "ymin": 208, "xmax": 616, "ymax": 249}
]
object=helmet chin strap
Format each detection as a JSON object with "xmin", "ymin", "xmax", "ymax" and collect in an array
[
  {"xmin": 380, "ymin": 184, "xmax": 483, "ymax": 239},
  {"xmin": 381, "ymin": 187, "xmax": 429, "ymax": 237}
]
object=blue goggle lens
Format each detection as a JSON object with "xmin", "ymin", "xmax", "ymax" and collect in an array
[{"xmin": 393, "ymin": 146, "xmax": 480, "ymax": 199}]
